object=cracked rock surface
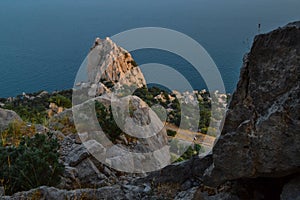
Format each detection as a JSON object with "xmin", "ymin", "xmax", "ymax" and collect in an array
[{"xmin": 204, "ymin": 22, "xmax": 300, "ymax": 187}]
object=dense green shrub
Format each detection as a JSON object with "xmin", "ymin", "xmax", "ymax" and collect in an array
[
  {"xmin": 170, "ymin": 139, "xmax": 204, "ymax": 162},
  {"xmin": 49, "ymin": 94, "xmax": 72, "ymax": 108},
  {"xmin": 167, "ymin": 129, "xmax": 177, "ymax": 137},
  {"xmin": 0, "ymin": 133, "xmax": 64, "ymax": 195},
  {"xmin": 1, "ymin": 90, "xmax": 72, "ymax": 124},
  {"xmin": 176, "ymin": 144, "xmax": 203, "ymax": 162},
  {"xmin": 133, "ymin": 86, "xmax": 157, "ymax": 106},
  {"xmin": 3, "ymin": 104, "xmax": 47, "ymax": 124}
]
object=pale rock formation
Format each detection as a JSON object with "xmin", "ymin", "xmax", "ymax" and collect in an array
[{"xmin": 86, "ymin": 37, "xmax": 146, "ymax": 95}]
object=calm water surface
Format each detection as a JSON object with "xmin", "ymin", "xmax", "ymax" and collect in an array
[{"xmin": 0, "ymin": 0, "xmax": 299, "ymax": 97}]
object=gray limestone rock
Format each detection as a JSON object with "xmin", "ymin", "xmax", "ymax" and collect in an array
[
  {"xmin": 0, "ymin": 108, "xmax": 22, "ymax": 131},
  {"xmin": 204, "ymin": 22, "xmax": 300, "ymax": 186}
]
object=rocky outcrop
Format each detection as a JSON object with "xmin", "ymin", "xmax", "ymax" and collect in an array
[
  {"xmin": 0, "ymin": 108, "xmax": 22, "ymax": 131},
  {"xmin": 109, "ymin": 95, "xmax": 169, "ymax": 152},
  {"xmin": 204, "ymin": 22, "xmax": 300, "ymax": 186},
  {"xmin": 57, "ymin": 135, "xmax": 116, "ymax": 190},
  {"xmin": 72, "ymin": 94, "xmax": 170, "ymax": 173},
  {"xmin": 141, "ymin": 155, "xmax": 212, "ymax": 187},
  {"xmin": 48, "ymin": 93, "xmax": 170, "ymax": 189},
  {"xmin": 83, "ymin": 37, "xmax": 145, "ymax": 95}
]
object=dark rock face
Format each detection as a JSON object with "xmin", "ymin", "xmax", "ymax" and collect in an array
[
  {"xmin": 281, "ymin": 175, "xmax": 300, "ymax": 200},
  {"xmin": 204, "ymin": 23, "xmax": 300, "ymax": 186},
  {"xmin": 143, "ymin": 155, "xmax": 212, "ymax": 186}
]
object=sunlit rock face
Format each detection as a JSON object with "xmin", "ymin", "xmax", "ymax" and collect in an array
[
  {"xmin": 86, "ymin": 37, "xmax": 145, "ymax": 94},
  {"xmin": 204, "ymin": 22, "xmax": 300, "ymax": 186}
]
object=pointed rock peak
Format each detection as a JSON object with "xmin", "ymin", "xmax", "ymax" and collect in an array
[{"xmin": 85, "ymin": 37, "xmax": 146, "ymax": 96}]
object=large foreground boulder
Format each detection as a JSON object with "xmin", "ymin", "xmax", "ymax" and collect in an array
[{"xmin": 204, "ymin": 22, "xmax": 300, "ymax": 186}]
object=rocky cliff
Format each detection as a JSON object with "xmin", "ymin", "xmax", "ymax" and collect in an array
[{"xmin": 204, "ymin": 21, "xmax": 300, "ymax": 187}]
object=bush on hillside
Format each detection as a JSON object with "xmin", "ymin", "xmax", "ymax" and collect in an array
[
  {"xmin": 49, "ymin": 94, "xmax": 72, "ymax": 108},
  {"xmin": 0, "ymin": 133, "xmax": 64, "ymax": 195},
  {"xmin": 0, "ymin": 120, "xmax": 36, "ymax": 147}
]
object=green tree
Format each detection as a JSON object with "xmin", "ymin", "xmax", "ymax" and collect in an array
[{"xmin": 49, "ymin": 94, "xmax": 72, "ymax": 108}]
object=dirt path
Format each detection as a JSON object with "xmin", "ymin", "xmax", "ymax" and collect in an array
[{"xmin": 165, "ymin": 123, "xmax": 215, "ymax": 147}]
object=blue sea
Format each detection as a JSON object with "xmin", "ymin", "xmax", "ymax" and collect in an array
[{"xmin": 0, "ymin": 0, "xmax": 299, "ymax": 97}]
